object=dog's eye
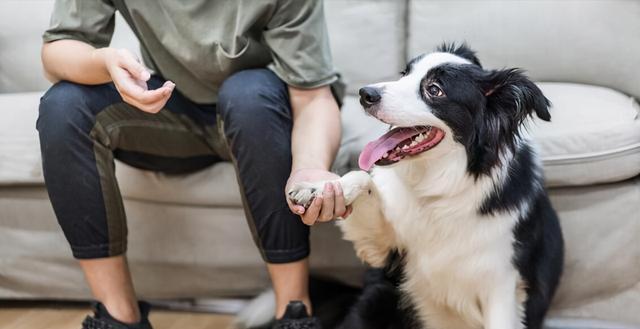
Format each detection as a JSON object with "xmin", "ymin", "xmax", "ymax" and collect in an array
[{"xmin": 426, "ymin": 84, "xmax": 444, "ymax": 97}]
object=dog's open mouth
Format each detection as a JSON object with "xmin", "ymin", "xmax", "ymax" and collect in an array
[{"xmin": 358, "ymin": 126, "xmax": 445, "ymax": 171}]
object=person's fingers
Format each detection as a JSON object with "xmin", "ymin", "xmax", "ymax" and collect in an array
[
  {"xmin": 116, "ymin": 73, "xmax": 173, "ymax": 105},
  {"xmin": 115, "ymin": 78, "xmax": 174, "ymax": 113},
  {"xmin": 286, "ymin": 193, "xmax": 306, "ymax": 216},
  {"xmin": 333, "ymin": 182, "xmax": 347, "ymax": 218},
  {"xmin": 111, "ymin": 69, "xmax": 154, "ymax": 106},
  {"xmin": 318, "ymin": 182, "xmax": 335, "ymax": 222},
  {"xmin": 116, "ymin": 49, "xmax": 150, "ymax": 81},
  {"xmin": 291, "ymin": 205, "xmax": 306, "ymax": 215},
  {"xmin": 135, "ymin": 81, "xmax": 174, "ymax": 105},
  {"xmin": 119, "ymin": 91, "xmax": 166, "ymax": 113},
  {"xmin": 301, "ymin": 196, "xmax": 322, "ymax": 226}
]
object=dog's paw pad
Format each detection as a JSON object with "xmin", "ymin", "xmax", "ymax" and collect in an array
[{"xmin": 287, "ymin": 183, "xmax": 320, "ymax": 208}]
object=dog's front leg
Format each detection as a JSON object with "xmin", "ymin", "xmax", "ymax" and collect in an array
[
  {"xmin": 287, "ymin": 170, "xmax": 372, "ymax": 208},
  {"xmin": 337, "ymin": 172, "xmax": 396, "ymax": 268},
  {"xmin": 288, "ymin": 171, "xmax": 395, "ymax": 267},
  {"xmin": 483, "ymin": 274, "xmax": 523, "ymax": 329}
]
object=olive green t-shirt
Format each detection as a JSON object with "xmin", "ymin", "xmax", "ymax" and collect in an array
[{"xmin": 43, "ymin": 0, "xmax": 343, "ymax": 104}]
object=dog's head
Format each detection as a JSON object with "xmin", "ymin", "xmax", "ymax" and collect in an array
[{"xmin": 358, "ymin": 43, "xmax": 550, "ymax": 177}]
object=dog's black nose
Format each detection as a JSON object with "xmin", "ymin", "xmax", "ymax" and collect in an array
[{"xmin": 359, "ymin": 86, "xmax": 382, "ymax": 107}]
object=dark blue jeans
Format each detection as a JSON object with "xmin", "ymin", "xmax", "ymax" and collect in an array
[{"xmin": 37, "ymin": 69, "xmax": 309, "ymax": 263}]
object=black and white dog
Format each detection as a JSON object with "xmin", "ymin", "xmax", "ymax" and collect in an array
[{"xmin": 289, "ymin": 44, "xmax": 564, "ymax": 329}]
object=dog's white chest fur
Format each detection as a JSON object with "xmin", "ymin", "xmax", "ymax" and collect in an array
[{"xmin": 371, "ymin": 164, "xmax": 522, "ymax": 329}]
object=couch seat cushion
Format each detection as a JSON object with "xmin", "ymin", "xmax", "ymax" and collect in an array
[
  {"xmin": 117, "ymin": 84, "xmax": 640, "ymax": 206},
  {"xmin": 2, "ymin": 83, "xmax": 638, "ymax": 206},
  {"xmin": 116, "ymin": 161, "xmax": 242, "ymax": 207},
  {"xmin": 0, "ymin": 92, "xmax": 43, "ymax": 184},
  {"xmin": 533, "ymin": 83, "xmax": 640, "ymax": 187}
]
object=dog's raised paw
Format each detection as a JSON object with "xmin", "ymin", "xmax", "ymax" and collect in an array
[{"xmin": 287, "ymin": 182, "xmax": 322, "ymax": 209}]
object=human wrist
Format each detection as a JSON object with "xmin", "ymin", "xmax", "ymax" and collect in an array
[
  {"xmin": 91, "ymin": 47, "xmax": 115, "ymax": 78},
  {"xmin": 291, "ymin": 145, "xmax": 336, "ymax": 173},
  {"xmin": 291, "ymin": 161, "xmax": 330, "ymax": 173}
]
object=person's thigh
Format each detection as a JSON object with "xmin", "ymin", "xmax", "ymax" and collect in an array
[
  {"xmin": 217, "ymin": 68, "xmax": 310, "ymax": 264},
  {"xmin": 37, "ymin": 77, "xmax": 223, "ymax": 259}
]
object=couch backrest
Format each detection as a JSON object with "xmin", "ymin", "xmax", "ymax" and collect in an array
[
  {"xmin": 325, "ymin": 0, "xmax": 406, "ymax": 94},
  {"xmin": 0, "ymin": 0, "xmax": 54, "ymax": 93},
  {"xmin": 0, "ymin": 0, "xmax": 406, "ymax": 96},
  {"xmin": 408, "ymin": 0, "xmax": 640, "ymax": 100},
  {"xmin": 0, "ymin": 0, "xmax": 139, "ymax": 94},
  {"xmin": 2, "ymin": 0, "xmax": 639, "ymax": 100}
]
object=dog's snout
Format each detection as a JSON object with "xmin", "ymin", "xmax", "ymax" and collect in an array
[{"xmin": 359, "ymin": 86, "xmax": 382, "ymax": 108}]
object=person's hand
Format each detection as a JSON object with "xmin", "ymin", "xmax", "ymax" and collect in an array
[
  {"xmin": 286, "ymin": 169, "xmax": 352, "ymax": 226},
  {"xmin": 98, "ymin": 48, "xmax": 175, "ymax": 113}
]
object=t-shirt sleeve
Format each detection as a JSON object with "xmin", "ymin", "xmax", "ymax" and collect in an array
[
  {"xmin": 263, "ymin": 0, "xmax": 339, "ymax": 89},
  {"xmin": 42, "ymin": 0, "xmax": 116, "ymax": 49}
]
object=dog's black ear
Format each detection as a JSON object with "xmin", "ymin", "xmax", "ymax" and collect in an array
[{"xmin": 482, "ymin": 68, "xmax": 551, "ymax": 122}]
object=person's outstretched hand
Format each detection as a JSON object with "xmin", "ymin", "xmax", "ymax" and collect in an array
[
  {"xmin": 286, "ymin": 169, "xmax": 352, "ymax": 226},
  {"xmin": 100, "ymin": 48, "xmax": 175, "ymax": 113}
]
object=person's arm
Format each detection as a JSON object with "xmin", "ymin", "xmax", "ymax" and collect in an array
[
  {"xmin": 41, "ymin": 39, "xmax": 174, "ymax": 113},
  {"xmin": 42, "ymin": 39, "xmax": 112, "ymax": 84},
  {"xmin": 263, "ymin": 0, "xmax": 347, "ymax": 224},
  {"xmin": 286, "ymin": 85, "xmax": 350, "ymax": 225},
  {"xmin": 289, "ymin": 86, "xmax": 341, "ymax": 171}
]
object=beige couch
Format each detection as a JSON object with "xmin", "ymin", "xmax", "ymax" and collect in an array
[{"xmin": 1, "ymin": 0, "xmax": 639, "ymax": 326}]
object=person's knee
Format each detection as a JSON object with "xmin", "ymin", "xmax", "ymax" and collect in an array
[
  {"xmin": 37, "ymin": 81, "xmax": 94, "ymax": 142},
  {"xmin": 217, "ymin": 69, "xmax": 290, "ymax": 127}
]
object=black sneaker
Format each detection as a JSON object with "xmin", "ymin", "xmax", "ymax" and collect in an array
[
  {"xmin": 272, "ymin": 301, "xmax": 322, "ymax": 329},
  {"xmin": 81, "ymin": 301, "xmax": 153, "ymax": 329}
]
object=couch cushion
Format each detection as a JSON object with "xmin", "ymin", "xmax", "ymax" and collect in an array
[
  {"xmin": 117, "ymin": 84, "xmax": 640, "ymax": 205},
  {"xmin": 407, "ymin": 0, "xmax": 640, "ymax": 101},
  {"xmin": 547, "ymin": 177, "xmax": 640, "ymax": 325},
  {"xmin": 533, "ymin": 83, "xmax": 640, "ymax": 187},
  {"xmin": 324, "ymin": 0, "xmax": 406, "ymax": 95},
  {"xmin": 0, "ymin": 0, "xmax": 138, "ymax": 94},
  {"xmin": 0, "ymin": 92, "xmax": 43, "ymax": 184},
  {"xmin": 0, "ymin": 0, "xmax": 404, "ymax": 96},
  {"xmin": 0, "ymin": 1, "xmax": 54, "ymax": 93},
  {"xmin": 2, "ymin": 84, "xmax": 638, "ymax": 205},
  {"xmin": 2, "ymin": 178, "xmax": 639, "ymax": 324},
  {"xmin": 116, "ymin": 161, "xmax": 241, "ymax": 207}
]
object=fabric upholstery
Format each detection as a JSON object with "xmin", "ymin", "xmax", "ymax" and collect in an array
[
  {"xmin": 1, "ymin": 179, "xmax": 638, "ymax": 324},
  {"xmin": 547, "ymin": 177, "xmax": 640, "ymax": 324},
  {"xmin": 3, "ymin": 84, "xmax": 639, "ymax": 202},
  {"xmin": 532, "ymin": 83, "xmax": 640, "ymax": 187},
  {"xmin": 0, "ymin": 0, "xmax": 406, "ymax": 97},
  {"xmin": 0, "ymin": 1, "xmax": 53, "ymax": 93},
  {"xmin": 0, "ymin": 1, "xmax": 138, "ymax": 93},
  {"xmin": 117, "ymin": 83, "xmax": 640, "ymax": 202},
  {"xmin": 0, "ymin": 188, "xmax": 362, "ymax": 298},
  {"xmin": 408, "ymin": 0, "xmax": 640, "ymax": 100},
  {"xmin": 0, "ymin": 92, "xmax": 42, "ymax": 184},
  {"xmin": 324, "ymin": 0, "xmax": 406, "ymax": 95}
]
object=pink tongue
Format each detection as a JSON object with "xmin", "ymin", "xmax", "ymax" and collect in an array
[{"xmin": 358, "ymin": 128, "xmax": 420, "ymax": 171}]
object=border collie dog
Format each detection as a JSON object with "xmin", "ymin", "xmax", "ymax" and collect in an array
[{"xmin": 289, "ymin": 44, "xmax": 564, "ymax": 329}]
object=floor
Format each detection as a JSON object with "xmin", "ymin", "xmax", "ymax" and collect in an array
[{"xmin": 0, "ymin": 301, "xmax": 235, "ymax": 329}]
